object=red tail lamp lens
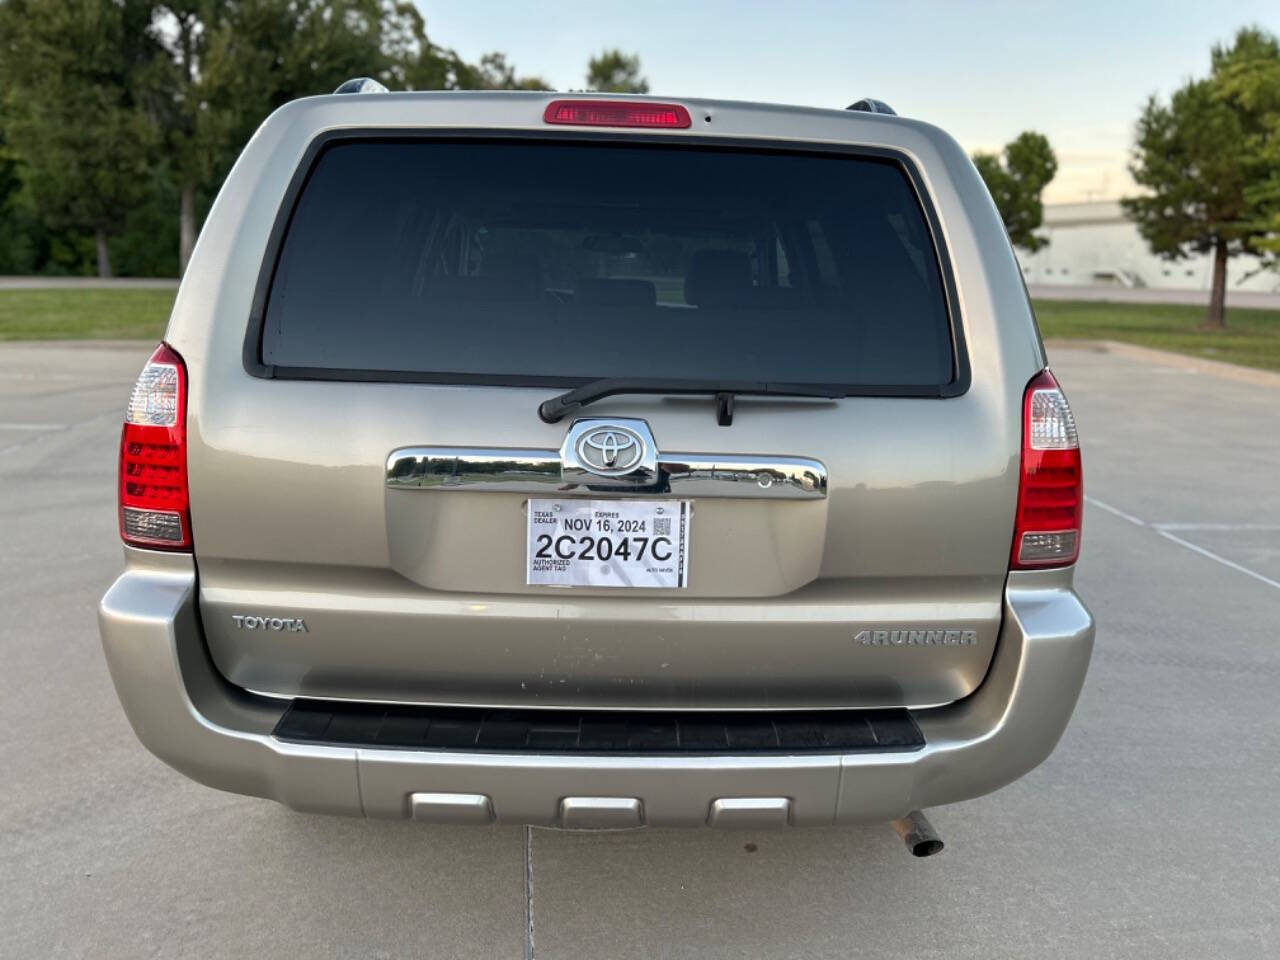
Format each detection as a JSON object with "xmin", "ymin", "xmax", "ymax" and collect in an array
[
  {"xmin": 119, "ymin": 343, "xmax": 191, "ymax": 550},
  {"xmin": 1011, "ymin": 369, "xmax": 1082, "ymax": 569}
]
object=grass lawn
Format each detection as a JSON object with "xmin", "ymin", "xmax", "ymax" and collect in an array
[
  {"xmin": 2, "ymin": 287, "xmax": 1278, "ymax": 373},
  {"xmin": 1034, "ymin": 299, "xmax": 1280, "ymax": 373},
  {"xmin": 0, "ymin": 288, "xmax": 176, "ymax": 341}
]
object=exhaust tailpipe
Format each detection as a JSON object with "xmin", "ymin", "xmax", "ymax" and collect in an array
[{"xmin": 891, "ymin": 810, "xmax": 944, "ymax": 858}]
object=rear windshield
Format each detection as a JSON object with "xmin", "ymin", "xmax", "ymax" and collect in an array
[{"xmin": 259, "ymin": 139, "xmax": 956, "ymax": 389}]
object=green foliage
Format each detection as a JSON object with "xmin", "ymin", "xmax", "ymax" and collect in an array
[
  {"xmin": 1122, "ymin": 27, "xmax": 1279, "ymax": 326},
  {"xmin": 585, "ymin": 50, "xmax": 648, "ymax": 93},
  {"xmin": 0, "ymin": 207, "xmax": 44, "ymax": 274},
  {"xmin": 1122, "ymin": 80, "xmax": 1253, "ymax": 258},
  {"xmin": 972, "ymin": 132, "xmax": 1058, "ymax": 252},
  {"xmin": 0, "ymin": 0, "xmax": 163, "ymax": 273},
  {"xmin": 111, "ymin": 162, "xmax": 181, "ymax": 277},
  {"xmin": 0, "ymin": 118, "xmax": 42, "ymax": 273},
  {"xmin": 455, "ymin": 52, "xmax": 549, "ymax": 91},
  {"xmin": 0, "ymin": 0, "xmax": 484, "ymax": 275},
  {"xmin": 143, "ymin": 0, "xmax": 461, "ymax": 269},
  {"xmin": 1211, "ymin": 27, "xmax": 1280, "ymax": 256},
  {"xmin": 0, "ymin": 4, "xmax": 635, "ymax": 276},
  {"xmin": 0, "ymin": 104, "xmax": 173, "ymax": 276}
]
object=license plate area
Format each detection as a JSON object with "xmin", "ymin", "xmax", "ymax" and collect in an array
[{"xmin": 527, "ymin": 499, "xmax": 690, "ymax": 588}]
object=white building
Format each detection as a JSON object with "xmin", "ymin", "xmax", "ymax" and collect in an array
[{"xmin": 1016, "ymin": 201, "xmax": 1279, "ymax": 294}]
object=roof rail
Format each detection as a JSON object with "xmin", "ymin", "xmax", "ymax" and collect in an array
[
  {"xmin": 334, "ymin": 77, "xmax": 388, "ymax": 95},
  {"xmin": 846, "ymin": 98, "xmax": 896, "ymax": 116}
]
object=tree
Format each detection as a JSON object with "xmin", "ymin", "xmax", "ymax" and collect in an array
[
  {"xmin": 1123, "ymin": 28, "xmax": 1278, "ymax": 329},
  {"xmin": 972, "ymin": 132, "xmax": 1058, "ymax": 252},
  {"xmin": 455, "ymin": 52, "xmax": 548, "ymax": 91},
  {"xmin": 144, "ymin": 0, "xmax": 454, "ymax": 273},
  {"xmin": 0, "ymin": 1, "xmax": 544, "ymax": 275},
  {"xmin": 145, "ymin": 1, "xmax": 533, "ymax": 272},
  {"xmin": 585, "ymin": 50, "xmax": 648, "ymax": 93},
  {"xmin": 1211, "ymin": 27, "xmax": 1280, "ymax": 258},
  {"xmin": 0, "ymin": 0, "xmax": 161, "ymax": 277},
  {"xmin": 0, "ymin": 113, "xmax": 37, "ymax": 273},
  {"xmin": 139, "ymin": 1, "xmax": 227, "ymax": 277}
]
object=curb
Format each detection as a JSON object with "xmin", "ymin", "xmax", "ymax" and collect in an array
[{"xmin": 1045, "ymin": 338, "xmax": 1280, "ymax": 388}]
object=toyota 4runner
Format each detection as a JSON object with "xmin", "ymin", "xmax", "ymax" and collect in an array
[{"xmin": 98, "ymin": 90, "xmax": 1093, "ymax": 837}]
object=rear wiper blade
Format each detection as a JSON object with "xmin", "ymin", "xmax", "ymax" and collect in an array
[{"xmin": 537, "ymin": 378, "xmax": 845, "ymax": 426}]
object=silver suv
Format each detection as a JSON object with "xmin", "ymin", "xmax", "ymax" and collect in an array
[{"xmin": 99, "ymin": 90, "xmax": 1092, "ymax": 840}]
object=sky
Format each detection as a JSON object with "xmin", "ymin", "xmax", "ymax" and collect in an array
[{"xmin": 417, "ymin": 0, "xmax": 1280, "ymax": 204}]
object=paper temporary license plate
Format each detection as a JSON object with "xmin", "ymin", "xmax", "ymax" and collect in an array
[{"xmin": 527, "ymin": 499, "xmax": 690, "ymax": 588}]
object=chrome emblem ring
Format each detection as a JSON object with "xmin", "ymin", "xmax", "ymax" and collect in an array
[{"xmin": 576, "ymin": 426, "xmax": 644, "ymax": 474}]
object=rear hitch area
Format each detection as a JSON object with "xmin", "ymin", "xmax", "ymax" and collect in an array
[{"xmin": 890, "ymin": 809, "xmax": 945, "ymax": 858}]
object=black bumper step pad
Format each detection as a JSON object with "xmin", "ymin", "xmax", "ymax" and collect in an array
[{"xmin": 273, "ymin": 700, "xmax": 925, "ymax": 755}]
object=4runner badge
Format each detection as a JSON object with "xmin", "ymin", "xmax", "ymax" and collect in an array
[{"xmin": 856, "ymin": 628, "xmax": 977, "ymax": 646}]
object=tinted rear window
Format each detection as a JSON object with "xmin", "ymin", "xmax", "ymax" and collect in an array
[{"xmin": 260, "ymin": 139, "xmax": 956, "ymax": 389}]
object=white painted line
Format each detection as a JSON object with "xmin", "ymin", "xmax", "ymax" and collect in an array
[
  {"xmin": 1085, "ymin": 496, "xmax": 1146, "ymax": 527},
  {"xmin": 1155, "ymin": 529, "xmax": 1280, "ymax": 593},
  {"xmin": 0, "ymin": 422, "xmax": 67, "ymax": 431},
  {"xmin": 1153, "ymin": 522, "xmax": 1280, "ymax": 532},
  {"xmin": 1086, "ymin": 496, "xmax": 1280, "ymax": 592}
]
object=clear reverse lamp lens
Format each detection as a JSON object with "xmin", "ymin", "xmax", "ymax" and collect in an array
[
  {"xmin": 121, "ymin": 506, "xmax": 185, "ymax": 543},
  {"xmin": 1028, "ymin": 388, "xmax": 1078, "ymax": 450},
  {"xmin": 1018, "ymin": 530, "xmax": 1079, "ymax": 565},
  {"xmin": 126, "ymin": 361, "xmax": 179, "ymax": 426}
]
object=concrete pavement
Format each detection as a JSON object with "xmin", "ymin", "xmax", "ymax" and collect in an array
[{"xmin": 1, "ymin": 340, "xmax": 1276, "ymax": 958}]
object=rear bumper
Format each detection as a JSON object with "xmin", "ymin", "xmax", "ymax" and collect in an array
[{"xmin": 98, "ymin": 552, "xmax": 1093, "ymax": 826}]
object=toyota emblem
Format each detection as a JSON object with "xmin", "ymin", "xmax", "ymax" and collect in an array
[{"xmin": 576, "ymin": 426, "xmax": 644, "ymax": 474}]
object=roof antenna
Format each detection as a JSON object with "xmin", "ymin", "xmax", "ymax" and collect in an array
[
  {"xmin": 846, "ymin": 98, "xmax": 896, "ymax": 115},
  {"xmin": 334, "ymin": 77, "xmax": 388, "ymax": 95}
]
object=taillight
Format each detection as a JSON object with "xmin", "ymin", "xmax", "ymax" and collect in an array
[
  {"xmin": 119, "ymin": 343, "xmax": 190, "ymax": 550},
  {"xmin": 543, "ymin": 99, "xmax": 692, "ymax": 128},
  {"xmin": 1011, "ymin": 369, "xmax": 1082, "ymax": 569}
]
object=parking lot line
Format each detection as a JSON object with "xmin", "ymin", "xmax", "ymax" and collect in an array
[
  {"xmin": 1153, "ymin": 528, "xmax": 1280, "ymax": 593},
  {"xmin": 1087, "ymin": 497, "xmax": 1280, "ymax": 593},
  {"xmin": 1085, "ymin": 496, "xmax": 1145, "ymax": 526},
  {"xmin": 1152, "ymin": 522, "xmax": 1280, "ymax": 532},
  {"xmin": 0, "ymin": 410, "xmax": 117, "ymax": 457}
]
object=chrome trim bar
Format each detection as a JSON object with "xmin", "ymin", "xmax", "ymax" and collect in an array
[
  {"xmin": 386, "ymin": 448, "xmax": 562, "ymax": 493},
  {"xmin": 386, "ymin": 447, "xmax": 827, "ymax": 500},
  {"xmin": 654, "ymin": 453, "xmax": 827, "ymax": 499}
]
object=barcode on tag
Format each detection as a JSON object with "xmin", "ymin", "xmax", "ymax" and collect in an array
[{"xmin": 653, "ymin": 516, "xmax": 672, "ymax": 536}]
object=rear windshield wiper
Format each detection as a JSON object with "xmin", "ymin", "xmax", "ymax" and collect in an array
[{"xmin": 537, "ymin": 378, "xmax": 846, "ymax": 426}]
